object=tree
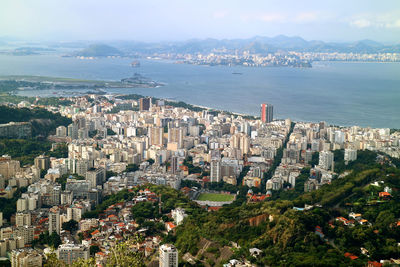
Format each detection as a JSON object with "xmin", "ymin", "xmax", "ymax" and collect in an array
[
  {"xmin": 32, "ymin": 231, "xmax": 61, "ymax": 249},
  {"xmin": 90, "ymin": 245, "xmax": 100, "ymax": 255},
  {"xmin": 105, "ymin": 236, "xmax": 145, "ymax": 267},
  {"xmin": 107, "ymin": 128, "xmax": 117, "ymax": 135},
  {"xmin": 126, "ymin": 164, "xmax": 139, "ymax": 172},
  {"xmin": 62, "ymin": 220, "xmax": 78, "ymax": 232}
]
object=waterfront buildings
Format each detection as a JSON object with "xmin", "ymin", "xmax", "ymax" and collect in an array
[{"xmin": 261, "ymin": 103, "xmax": 273, "ymax": 123}]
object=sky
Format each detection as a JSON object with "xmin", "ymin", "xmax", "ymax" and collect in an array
[{"xmin": 0, "ymin": 0, "xmax": 399, "ymax": 43}]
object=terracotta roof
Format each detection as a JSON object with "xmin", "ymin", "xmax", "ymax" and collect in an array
[
  {"xmin": 166, "ymin": 222, "xmax": 176, "ymax": 229},
  {"xmin": 344, "ymin": 252, "xmax": 358, "ymax": 260},
  {"xmin": 368, "ymin": 261, "xmax": 382, "ymax": 267},
  {"xmin": 91, "ymin": 229, "xmax": 100, "ymax": 236}
]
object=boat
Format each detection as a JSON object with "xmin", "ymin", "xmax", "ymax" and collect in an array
[
  {"xmin": 131, "ymin": 61, "xmax": 140, "ymax": 67},
  {"xmin": 232, "ymin": 72, "xmax": 243, "ymax": 75}
]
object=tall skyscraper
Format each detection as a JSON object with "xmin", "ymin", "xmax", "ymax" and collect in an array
[
  {"xmin": 139, "ymin": 97, "xmax": 152, "ymax": 111},
  {"xmin": 159, "ymin": 244, "xmax": 178, "ymax": 267},
  {"xmin": 171, "ymin": 156, "xmax": 178, "ymax": 174},
  {"xmin": 261, "ymin": 103, "xmax": 273, "ymax": 123},
  {"xmin": 210, "ymin": 159, "xmax": 221, "ymax": 183},
  {"xmin": 149, "ymin": 127, "xmax": 164, "ymax": 147}
]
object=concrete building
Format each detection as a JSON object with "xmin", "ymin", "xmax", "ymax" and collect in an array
[
  {"xmin": 86, "ymin": 168, "xmax": 106, "ymax": 188},
  {"xmin": 319, "ymin": 151, "xmax": 334, "ymax": 171},
  {"xmin": 67, "ymin": 124, "xmax": 78, "ymax": 140},
  {"xmin": 159, "ymin": 244, "xmax": 178, "ymax": 267},
  {"xmin": 15, "ymin": 213, "xmax": 31, "ymax": 227},
  {"xmin": 48, "ymin": 206, "xmax": 60, "ymax": 235},
  {"xmin": 0, "ymin": 122, "xmax": 31, "ymax": 139},
  {"xmin": 149, "ymin": 127, "xmax": 164, "ymax": 147},
  {"xmin": 56, "ymin": 126, "xmax": 67, "ymax": 137},
  {"xmin": 57, "ymin": 244, "xmax": 89, "ymax": 265},
  {"xmin": 0, "ymin": 155, "xmax": 20, "ymax": 180},
  {"xmin": 260, "ymin": 103, "xmax": 273, "ymax": 123},
  {"xmin": 210, "ymin": 159, "xmax": 221, "ymax": 183},
  {"xmin": 344, "ymin": 149, "xmax": 357, "ymax": 163},
  {"xmin": 67, "ymin": 206, "xmax": 84, "ymax": 222},
  {"xmin": 14, "ymin": 226, "xmax": 35, "ymax": 244},
  {"xmin": 171, "ymin": 208, "xmax": 187, "ymax": 226},
  {"xmin": 139, "ymin": 97, "xmax": 152, "ymax": 111},
  {"xmin": 11, "ymin": 248, "xmax": 42, "ymax": 267},
  {"xmin": 34, "ymin": 155, "xmax": 50, "ymax": 171},
  {"xmin": 168, "ymin": 128, "xmax": 184, "ymax": 149}
]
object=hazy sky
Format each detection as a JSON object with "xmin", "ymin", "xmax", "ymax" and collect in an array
[{"xmin": 1, "ymin": 0, "xmax": 399, "ymax": 43}]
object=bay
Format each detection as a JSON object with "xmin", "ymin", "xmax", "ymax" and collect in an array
[{"xmin": 0, "ymin": 54, "xmax": 399, "ymax": 128}]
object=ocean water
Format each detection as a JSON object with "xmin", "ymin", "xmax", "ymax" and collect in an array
[{"xmin": 0, "ymin": 54, "xmax": 399, "ymax": 128}]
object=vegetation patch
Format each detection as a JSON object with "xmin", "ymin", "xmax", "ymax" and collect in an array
[{"xmin": 197, "ymin": 193, "xmax": 235, "ymax": 202}]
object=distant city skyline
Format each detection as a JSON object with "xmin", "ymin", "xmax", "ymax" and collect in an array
[{"xmin": 0, "ymin": 0, "xmax": 399, "ymax": 43}]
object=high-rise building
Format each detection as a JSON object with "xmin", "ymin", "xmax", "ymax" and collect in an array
[
  {"xmin": 15, "ymin": 212, "xmax": 31, "ymax": 227},
  {"xmin": 0, "ymin": 155, "xmax": 20, "ymax": 179},
  {"xmin": 86, "ymin": 168, "xmax": 106, "ymax": 188},
  {"xmin": 344, "ymin": 149, "xmax": 357, "ymax": 163},
  {"xmin": 49, "ymin": 206, "xmax": 60, "ymax": 235},
  {"xmin": 149, "ymin": 127, "xmax": 164, "ymax": 147},
  {"xmin": 319, "ymin": 151, "xmax": 334, "ymax": 171},
  {"xmin": 260, "ymin": 103, "xmax": 273, "ymax": 123},
  {"xmin": 139, "ymin": 97, "xmax": 152, "ymax": 111},
  {"xmin": 171, "ymin": 156, "xmax": 178, "ymax": 174},
  {"xmin": 168, "ymin": 127, "xmax": 184, "ymax": 149},
  {"xmin": 159, "ymin": 244, "xmax": 178, "ymax": 267},
  {"xmin": 11, "ymin": 248, "xmax": 43, "ymax": 267},
  {"xmin": 34, "ymin": 155, "xmax": 50, "ymax": 171},
  {"xmin": 210, "ymin": 160, "xmax": 221, "ymax": 183},
  {"xmin": 230, "ymin": 133, "xmax": 250, "ymax": 156},
  {"xmin": 56, "ymin": 126, "xmax": 67, "ymax": 137},
  {"xmin": 67, "ymin": 123, "xmax": 78, "ymax": 140}
]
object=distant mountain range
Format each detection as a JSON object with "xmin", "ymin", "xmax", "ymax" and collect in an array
[
  {"xmin": 107, "ymin": 35, "xmax": 400, "ymax": 54},
  {"xmin": 25, "ymin": 35, "xmax": 400, "ymax": 57}
]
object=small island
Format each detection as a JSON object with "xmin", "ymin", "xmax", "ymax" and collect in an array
[{"xmin": 121, "ymin": 73, "xmax": 163, "ymax": 88}]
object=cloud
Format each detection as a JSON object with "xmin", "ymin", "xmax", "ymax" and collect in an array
[
  {"xmin": 241, "ymin": 11, "xmax": 323, "ymax": 24},
  {"xmin": 294, "ymin": 12, "xmax": 319, "ymax": 23},
  {"xmin": 350, "ymin": 19, "xmax": 371, "ymax": 28},
  {"xmin": 212, "ymin": 10, "xmax": 229, "ymax": 19},
  {"xmin": 385, "ymin": 19, "xmax": 400, "ymax": 28},
  {"xmin": 349, "ymin": 13, "xmax": 400, "ymax": 29},
  {"xmin": 240, "ymin": 12, "xmax": 286, "ymax": 23},
  {"xmin": 259, "ymin": 13, "xmax": 286, "ymax": 22}
]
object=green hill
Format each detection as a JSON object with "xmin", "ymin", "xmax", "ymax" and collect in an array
[
  {"xmin": 173, "ymin": 151, "xmax": 400, "ymax": 266},
  {"xmin": 0, "ymin": 106, "xmax": 72, "ymax": 137},
  {"xmin": 74, "ymin": 44, "xmax": 124, "ymax": 57}
]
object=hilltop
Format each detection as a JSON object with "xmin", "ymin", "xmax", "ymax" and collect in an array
[
  {"xmin": 0, "ymin": 106, "xmax": 71, "ymax": 137},
  {"xmin": 72, "ymin": 44, "xmax": 124, "ymax": 57},
  {"xmin": 172, "ymin": 150, "xmax": 400, "ymax": 266}
]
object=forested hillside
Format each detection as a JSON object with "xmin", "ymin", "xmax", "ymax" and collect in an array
[{"xmin": 173, "ymin": 151, "xmax": 400, "ymax": 266}]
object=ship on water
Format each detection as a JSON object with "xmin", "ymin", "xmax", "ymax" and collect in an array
[{"xmin": 131, "ymin": 60, "xmax": 140, "ymax": 67}]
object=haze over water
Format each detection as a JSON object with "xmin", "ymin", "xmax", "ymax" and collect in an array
[{"xmin": 0, "ymin": 54, "xmax": 399, "ymax": 128}]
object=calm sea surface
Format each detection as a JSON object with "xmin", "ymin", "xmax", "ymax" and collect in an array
[{"xmin": 0, "ymin": 54, "xmax": 399, "ymax": 128}]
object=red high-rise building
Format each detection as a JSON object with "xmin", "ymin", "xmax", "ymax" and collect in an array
[{"xmin": 261, "ymin": 103, "xmax": 273, "ymax": 123}]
